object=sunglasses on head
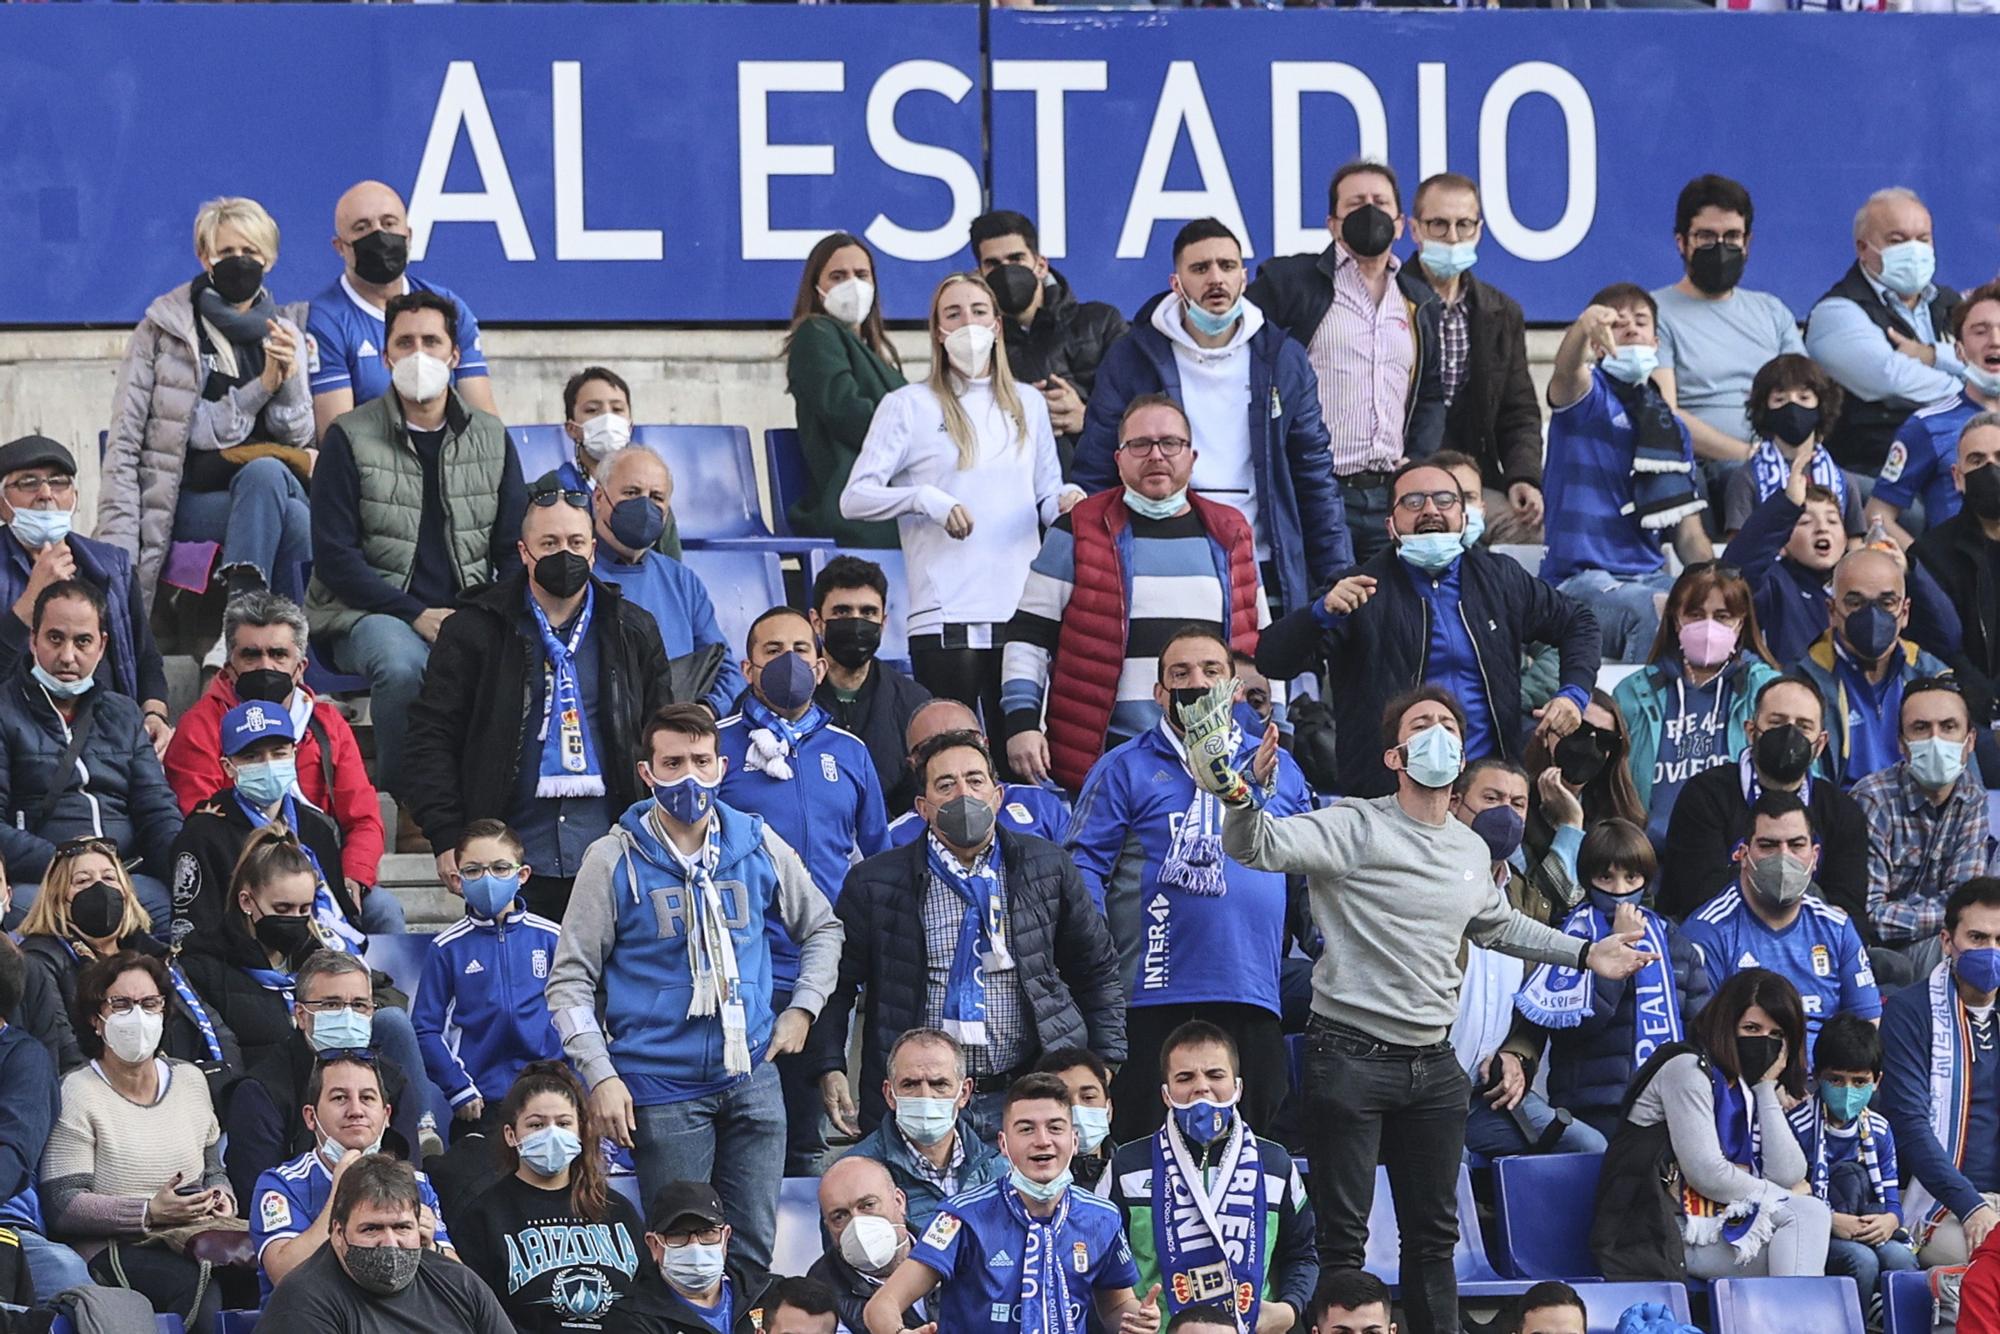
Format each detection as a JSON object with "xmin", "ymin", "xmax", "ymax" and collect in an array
[{"xmin": 527, "ymin": 486, "xmax": 590, "ymax": 510}]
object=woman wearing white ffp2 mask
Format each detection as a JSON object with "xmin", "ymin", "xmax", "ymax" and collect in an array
[{"xmin": 838, "ymin": 272, "xmax": 1084, "ymax": 727}]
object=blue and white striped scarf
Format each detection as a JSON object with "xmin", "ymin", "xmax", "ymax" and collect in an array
[{"xmin": 1747, "ymin": 440, "xmax": 1848, "ymax": 511}]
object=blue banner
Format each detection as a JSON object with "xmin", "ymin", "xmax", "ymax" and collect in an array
[{"xmin": 2, "ymin": 6, "xmax": 1997, "ymax": 326}]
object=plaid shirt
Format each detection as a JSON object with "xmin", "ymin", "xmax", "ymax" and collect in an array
[
  {"xmin": 1852, "ymin": 760, "xmax": 1991, "ymax": 944},
  {"xmin": 1439, "ymin": 290, "xmax": 1471, "ymax": 408},
  {"xmin": 921, "ymin": 840, "xmax": 1030, "ymax": 1076}
]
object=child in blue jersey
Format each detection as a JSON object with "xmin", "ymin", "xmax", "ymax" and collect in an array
[
  {"xmin": 410, "ymin": 820, "xmax": 565, "ymax": 1133},
  {"xmin": 1787, "ymin": 1014, "xmax": 1917, "ymax": 1310},
  {"xmin": 862, "ymin": 1072, "xmax": 1161, "ymax": 1334}
]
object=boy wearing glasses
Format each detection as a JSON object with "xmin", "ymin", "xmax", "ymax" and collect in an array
[
  {"xmin": 410, "ymin": 819, "xmax": 564, "ymax": 1135},
  {"xmin": 1001, "ymin": 394, "xmax": 1269, "ymax": 794}
]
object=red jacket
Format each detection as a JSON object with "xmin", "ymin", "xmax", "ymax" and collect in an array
[
  {"xmin": 162, "ymin": 675, "xmax": 385, "ymax": 886},
  {"xmin": 1044, "ymin": 489, "xmax": 1261, "ymax": 793},
  {"xmin": 1961, "ymin": 1231, "xmax": 2000, "ymax": 1334}
]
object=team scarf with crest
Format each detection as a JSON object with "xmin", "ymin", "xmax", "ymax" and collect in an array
[
  {"xmin": 1149, "ymin": 1109, "xmax": 1266, "ymax": 1332},
  {"xmin": 1000, "ymin": 1179, "xmax": 1077, "ymax": 1334}
]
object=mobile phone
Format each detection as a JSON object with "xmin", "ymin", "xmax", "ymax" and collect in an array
[{"xmin": 174, "ymin": 1184, "xmax": 205, "ymax": 1196}]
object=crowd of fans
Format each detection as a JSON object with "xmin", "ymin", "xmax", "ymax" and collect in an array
[{"xmin": 0, "ymin": 154, "xmax": 1996, "ymax": 1334}]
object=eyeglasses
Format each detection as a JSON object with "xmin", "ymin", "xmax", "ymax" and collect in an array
[
  {"xmin": 1418, "ymin": 218, "xmax": 1481, "ymax": 241},
  {"xmin": 660, "ymin": 1226, "xmax": 725, "ymax": 1247},
  {"xmin": 457, "ymin": 861, "xmax": 521, "ymax": 879},
  {"xmin": 56, "ymin": 836, "xmax": 120, "ymax": 859},
  {"xmin": 1393, "ymin": 490, "xmax": 1463, "ymax": 513},
  {"xmin": 102, "ymin": 996, "xmax": 166, "ymax": 1016},
  {"xmin": 1116, "ymin": 436, "xmax": 1189, "ymax": 458},
  {"xmin": 527, "ymin": 486, "xmax": 590, "ymax": 510},
  {"xmin": 1839, "ymin": 592, "xmax": 1905, "ymax": 615},
  {"xmin": 1688, "ymin": 229, "xmax": 1747, "ymax": 248},
  {"xmin": 301, "ymin": 998, "xmax": 377, "ymax": 1017},
  {"xmin": 4, "ymin": 475, "xmax": 75, "ymax": 497}
]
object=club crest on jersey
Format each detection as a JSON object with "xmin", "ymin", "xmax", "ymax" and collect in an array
[
  {"xmin": 1812, "ymin": 944, "xmax": 1832, "ymax": 977},
  {"xmin": 821, "ymin": 753, "xmax": 838, "ymax": 783},
  {"xmin": 532, "ymin": 949, "xmax": 550, "ymax": 979},
  {"xmin": 1073, "ymin": 1240, "xmax": 1089, "ymax": 1273}
]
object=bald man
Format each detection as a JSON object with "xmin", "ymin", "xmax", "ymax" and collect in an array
[
  {"xmin": 808, "ymin": 1156, "xmax": 927, "ymax": 1332},
  {"xmin": 306, "ymin": 179, "xmax": 499, "ymax": 441},
  {"xmin": 589, "ymin": 447, "xmax": 742, "ymax": 718},
  {"xmin": 1795, "ymin": 547, "xmax": 1954, "ymax": 785},
  {"xmin": 883, "ymin": 698, "xmax": 1068, "ymax": 847}
]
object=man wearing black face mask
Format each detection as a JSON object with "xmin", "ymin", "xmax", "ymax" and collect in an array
[
  {"xmin": 808, "ymin": 556, "xmax": 930, "ymax": 814},
  {"xmin": 1246, "ymin": 159, "xmax": 1444, "ymax": 565},
  {"xmin": 969, "ymin": 210, "xmax": 1127, "ymax": 472},
  {"xmin": 806, "ymin": 729, "xmax": 1123, "ymax": 1139},
  {"xmin": 1916, "ymin": 414, "xmax": 2000, "ymax": 728},
  {"xmin": 589, "ymin": 446, "xmax": 744, "ymax": 719},
  {"xmin": 1652, "ymin": 176, "xmax": 1805, "ymax": 480},
  {"xmin": 1660, "ymin": 674, "xmax": 1871, "ymax": 927},
  {"xmin": 402, "ymin": 482, "xmax": 675, "ymax": 919}
]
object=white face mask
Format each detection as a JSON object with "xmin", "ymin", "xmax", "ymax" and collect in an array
[
  {"xmin": 659, "ymin": 1240, "xmax": 727, "ymax": 1294},
  {"xmin": 822, "ymin": 278, "xmax": 876, "ymax": 327},
  {"xmin": 102, "ymin": 1008, "xmax": 163, "ymax": 1064},
  {"xmin": 578, "ymin": 413, "xmax": 632, "ymax": 460},
  {"xmin": 389, "ymin": 351, "xmax": 451, "ymax": 404},
  {"xmin": 943, "ymin": 324, "xmax": 996, "ymax": 379},
  {"xmin": 838, "ymin": 1213, "xmax": 903, "ymax": 1277}
]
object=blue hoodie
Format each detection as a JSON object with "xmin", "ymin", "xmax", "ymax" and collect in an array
[
  {"xmin": 410, "ymin": 906, "xmax": 566, "ymax": 1107},
  {"xmin": 544, "ymin": 798, "xmax": 844, "ymax": 1106}
]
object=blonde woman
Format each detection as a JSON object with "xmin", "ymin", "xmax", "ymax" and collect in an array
[
  {"xmin": 19, "ymin": 837, "xmax": 237, "ymax": 1075},
  {"xmin": 99, "ymin": 196, "xmax": 314, "ymax": 627},
  {"xmin": 841, "ymin": 273, "xmax": 1081, "ymax": 728}
]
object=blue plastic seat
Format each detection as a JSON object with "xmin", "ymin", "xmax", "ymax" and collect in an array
[
  {"xmin": 772, "ymin": 1177, "xmax": 822, "ymax": 1280},
  {"xmin": 365, "ymin": 932, "xmax": 438, "ymax": 1000},
  {"xmin": 1491, "ymin": 1152, "xmax": 1604, "ymax": 1279},
  {"xmin": 803, "ymin": 547, "xmax": 911, "ymax": 669},
  {"xmin": 512, "ymin": 424, "xmax": 575, "ymax": 484},
  {"xmin": 608, "ymin": 1171, "xmax": 644, "ymax": 1215},
  {"xmin": 764, "ymin": 428, "xmax": 809, "ymax": 537},
  {"xmin": 1574, "ymin": 1281, "xmax": 1691, "ymax": 1329},
  {"xmin": 1362, "ymin": 1163, "xmax": 1529, "ymax": 1300},
  {"xmin": 50, "ymin": 1319, "xmax": 183, "ymax": 1334},
  {"xmin": 219, "ymin": 1311, "xmax": 262, "ymax": 1334},
  {"xmin": 682, "ymin": 549, "xmax": 787, "ymax": 672},
  {"xmin": 1883, "ymin": 1268, "xmax": 1933, "ymax": 1334},
  {"xmin": 1712, "ymin": 1276, "xmax": 1864, "ymax": 1334}
]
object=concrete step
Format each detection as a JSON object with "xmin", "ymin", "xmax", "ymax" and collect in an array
[{"xmin": 379, "ymin": 853, "xmax": 462, "ymax": 930}]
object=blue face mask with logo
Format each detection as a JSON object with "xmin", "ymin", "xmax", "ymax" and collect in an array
[
  {"xmin": 1167, "ymin": 1086, "xmax": 1239, "ymax": 1147},
  {"xmin": 309, "ymin": 1006, "xmax": 372, "ymax": 1053},
  {"xmin": 233, "ymin": 757, "xmax": 296, "ymax": 809},
  {"xmin": 1183, "ymin": 294, "xmax": 1244, "ymax": 338},
  {"xmin": 653, "ymin": 771, "xmax": 720, "ymax": 826},
  {"xmin": 1396, "ymin": 530, "xmax": 1464, "ymax": 574},
  {"xmin": 461, "ymin": 873, "xmax": 518, "ymax": 920},
  {"xmin": 1821, "ymin": 1081, "xmax": 1875, "ymax": 1125}
]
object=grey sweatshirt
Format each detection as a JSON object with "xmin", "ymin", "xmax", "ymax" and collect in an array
[
  {"xmin": 1223, "ymin": 793, "xmax": 1585, "ymax": 1045},
  {"xmin": 1630, "ymin": 1053, "xmax": 1807, "ymax": 1202}
]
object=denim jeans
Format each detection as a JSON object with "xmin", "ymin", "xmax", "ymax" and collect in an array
[
  {"xmin": 1462, "ymin": 1088, "xmax": 1609, "ymax": 1160},
  {"xmin": 1827, "ymin": 1236, "xmax": 1918, "ymax": 1303},
  {"xmin": 371, "ymin": 1006, "xmax": 432, "ymax": 1137},
  {"xmin": 1556, "ymin": 568, "xmax": 1678, "ymax": 664},
  {"xmin": 17, "ymin": 1229, "xmax": 90, "ymax": 1305},
  {"xmin": 353, "ymin": 888, "xmax": 408, "ymax": 934},
  {"xmin": 1303, "ymin": 1018, "xmax": 1468, "ymax": 1334},
  {"xmin": 171, "ymin": 457, "xmax": 311, "ymax": 602},
  {"xmin": 322, "ymin": 614, "xmax": 432, "ymax": 795},
  {"xmin": 1340, "ymin": 476, "xmax": 1395, "ymax": 567},
  {"xmin": 632, "ymin": 1062, "xmax": 785, "ymax": 1274}
]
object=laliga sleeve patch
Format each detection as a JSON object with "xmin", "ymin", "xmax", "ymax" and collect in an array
[
  {"xmin": 1880, "ymin": 441, "xmax": 1908, "ymax": 483},
  {"xmin": 304, "ymin": 334, "xmax": 320, "ymax": 376},
  {"xmin": 260, "ymin": 1190, "xmax": 292, "ymax": 1232},
  {"xmin": 921, "ymin": 1212, "xmax": 961, "ymax": 1248}
]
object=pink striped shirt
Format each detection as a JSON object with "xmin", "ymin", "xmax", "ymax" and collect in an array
[{"xmin": 1310, "ymin": 245, "xmax": 1416, "ymax": 476}]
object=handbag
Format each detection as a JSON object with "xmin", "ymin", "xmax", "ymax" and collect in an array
[{"xmin": 217, "ymin": 442, "xmax": 313, "ymax": 484}]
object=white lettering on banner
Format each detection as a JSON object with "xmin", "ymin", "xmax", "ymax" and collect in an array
[
  {"xmin": 738, "ymin": 61, "xmax": 844, "ymax": 261},
  {"xmin": 1117, "ymin": 61, "xmax": 1253, "ymax": 261},
  {"xmin": 1635, "ymin": 978, "xmax": 1673, "ymax": 1065},
  {"xmin": 1416, "ymin": 63, "xmax": 1448, "ymax": 181},
  {"xmin": 864, "ymin": 61, "xmax": 983, "ymax": 263},
  {"xmin": 553, "ymin": 63, "xmax": 664, "ymax": 261},
  {"xmin": 409, "ymin": 61, "xmax": 537, "ymax": 262},
  {"xmin": 1268, "ymin": 63, "xmax": 1387, "ymax": 257},
  {"xmin": 1477, "ymin": 61, "xmax": 1596, "ymax": 262},
  {"xmin": 989, "ymin": 59, "xmax": 1109, "ymax": 259}
]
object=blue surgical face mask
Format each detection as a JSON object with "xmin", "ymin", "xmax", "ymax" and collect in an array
[
  {"xmin": 232, "ymin": 756, "xmax": 296, "ymax": 809},
  {"xmin": 516, "ymin": 1125, "xmax": 583, "ymax": 1177},
  {"xmin": 1460, "ymin": 505, "xmax": 1486, "ymax": 550},
  {"xmin": 1418, "ymin": 240, "xmax": 1478, "ymax": 280},
  {"xmin": 1821, "ymin": 1081, "xmax": 1875, "ymax": 1125},
  {"xmin": 653, "ymin": 770, "xmax": 720, "ymax": 826},
  {"xmin": 1909, "ymin": 736, "xmax": 1969, "ymax": 791},
  {"xmin": 1875, "ymin": 240, "xmax": 1937, "ymax": 299},
  {"xmin": 1396, "ymin": 530, "xmax": 1464, "ymax": 574},
  {"xmin": 1123, "ymin": 487, "xmax": 1187, "ymax": 521},
  {"xmin": 461, "ymin": 873, "xmax": 518, "ymax": 920},
  {"xmin": 30, "ymin": 663, "xmax": 93, "ymax": 699},
  {"xmin": 8, "ymin": 506, "xmax": 72, "ymax": 549},
  {"xmin": 1964, "ymin": 363, "xmax": 2000, "ymax": 399},
  {"xmin": 1009, "ymin": 1166, "xmax": 1073, "ymax": 1204},
  {"xmin": 1071, "ymin": 1104, "xmax": 1110, "ymax": 1155},
  {"xmin": 1167, "ymin": 1084, "xmax": 1239, "ymax": 1147},
  {"xmin": 1400, "ymin": 722, "xmax": 1463, "ymax": 790},
  {"xmin": 659, "ymin": 1241, "xmax": 726, "ymax": 1295},
  {"xmin": 758, "ymin": 651, "xmax": 818, "ymax": 713},
  {"xmin": 308, "ymin": 1006, "xmax": 373, "ymax": 1053},
  {"xmin": 1600, "ymin": 344, "xmax": 1660, "ymax": 386},
  {"xmin": 1954, "ymin": 946, "xmax": 2000, "ymax": 994},
  {"xmin": 1183, "ymin": 294, "xmax": 1244, "ymax": 338},
  {"xmin": 893, "ymin": 1095, "xmax": 958, "ymax": 1147}
]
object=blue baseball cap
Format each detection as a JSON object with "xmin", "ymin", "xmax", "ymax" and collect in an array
[{"xmin": 219, "ymin": 699, "xmax": 296, "ymax": 757}]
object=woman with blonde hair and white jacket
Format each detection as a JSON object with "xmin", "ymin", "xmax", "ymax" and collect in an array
[{"xmin": 841, "ymin": 272, "xmax": 1081, "ymax": 731}]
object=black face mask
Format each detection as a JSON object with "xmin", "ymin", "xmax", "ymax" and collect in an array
[
  {"xmin": 209, "ymin": 255, "xmax": 265, "ymax": 305},
  {"xmin": 1167, "ymin": 686, "xmax": 1209, "ymax": 730},
  {"xmin": 1687, "ymin": 242, "xmax": 1746, "ymax": 296},
  {"xmin": 988, "ymin": 264, "xmax": 1040, "ymax": 318},
  {"xmin": 1965, "ymin": 463, "xmax": 2000, "ymax": 523},
  {"xmin": 1735, "ymin": 1033, "xmax": 1785, "ymax": 1084},
  {"xmin": 1553, "ymin": 727, "xmax": 1611, "ymax": 787},
  {"xmin": 532, "ymin": 551, "xmax": 592, "ymax": 600},
  {"xmin": 1340, "ymin": 205, "xmax": 1396, "ymax": 259},
  {"xmin": 69, "ymin": 882, "xmax": 124, "ymax": 940},
  {"xmin": 234, "ymin": 668, "xmax": 295, "ymax": 705},
  {"xmin": 1766, "ymin": 401, "xmax": 1819, "ymax": 449},
  {"xmin": 1752, "ymin": 724, "xmax": 1814, "ymax": 787},
  {"xmin": 253, "ymin": 912, "xmax": 313, "ymax": 961},
  {"xmin": 350, "ymin": 230, "xmax": 409, "ymax": 286},
  {"xmin": 822, "ymin": 617, "xmax": 882, "ymax": 671}
]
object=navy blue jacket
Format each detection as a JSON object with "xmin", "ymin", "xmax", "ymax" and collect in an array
[
  {"xmin": 1072, "ymin": 295, "xmax": 1350, "ymax": 615},
  {"xmin": 0, "ymin": 529, "xmax": 165, "ymax": 705},
  {"xmin": 1255, "ymin": 547, "xmax": 1601, "ymax": 797},
  {"xmin": 0, "ymin": 1020, "xmax": 55, "ymax": 1234},
  {"xmin": 1535, "ymin": 920, "xmax": 1712, "ymax": 1119}
]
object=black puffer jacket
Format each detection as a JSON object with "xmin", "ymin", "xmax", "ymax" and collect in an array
[
  {"xmin": 1002, "ymin": 268, "xmax": 1128, "ymax": 465},
  {"xmin": 399, "ymin": 570, "xmax": 675, "ymax": 856},
  {"xmin": 20, "ymin": 929, "xmax": 241, "ymax": 1076},
  {"xmin": 805, "ymin": 828, "xmax": 1125, "ymax": 1132}
]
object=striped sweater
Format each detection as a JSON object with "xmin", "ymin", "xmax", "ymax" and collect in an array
[{"xmin": 41, "ymin": 1059, "xmax": 227, "ymax": 1237}]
